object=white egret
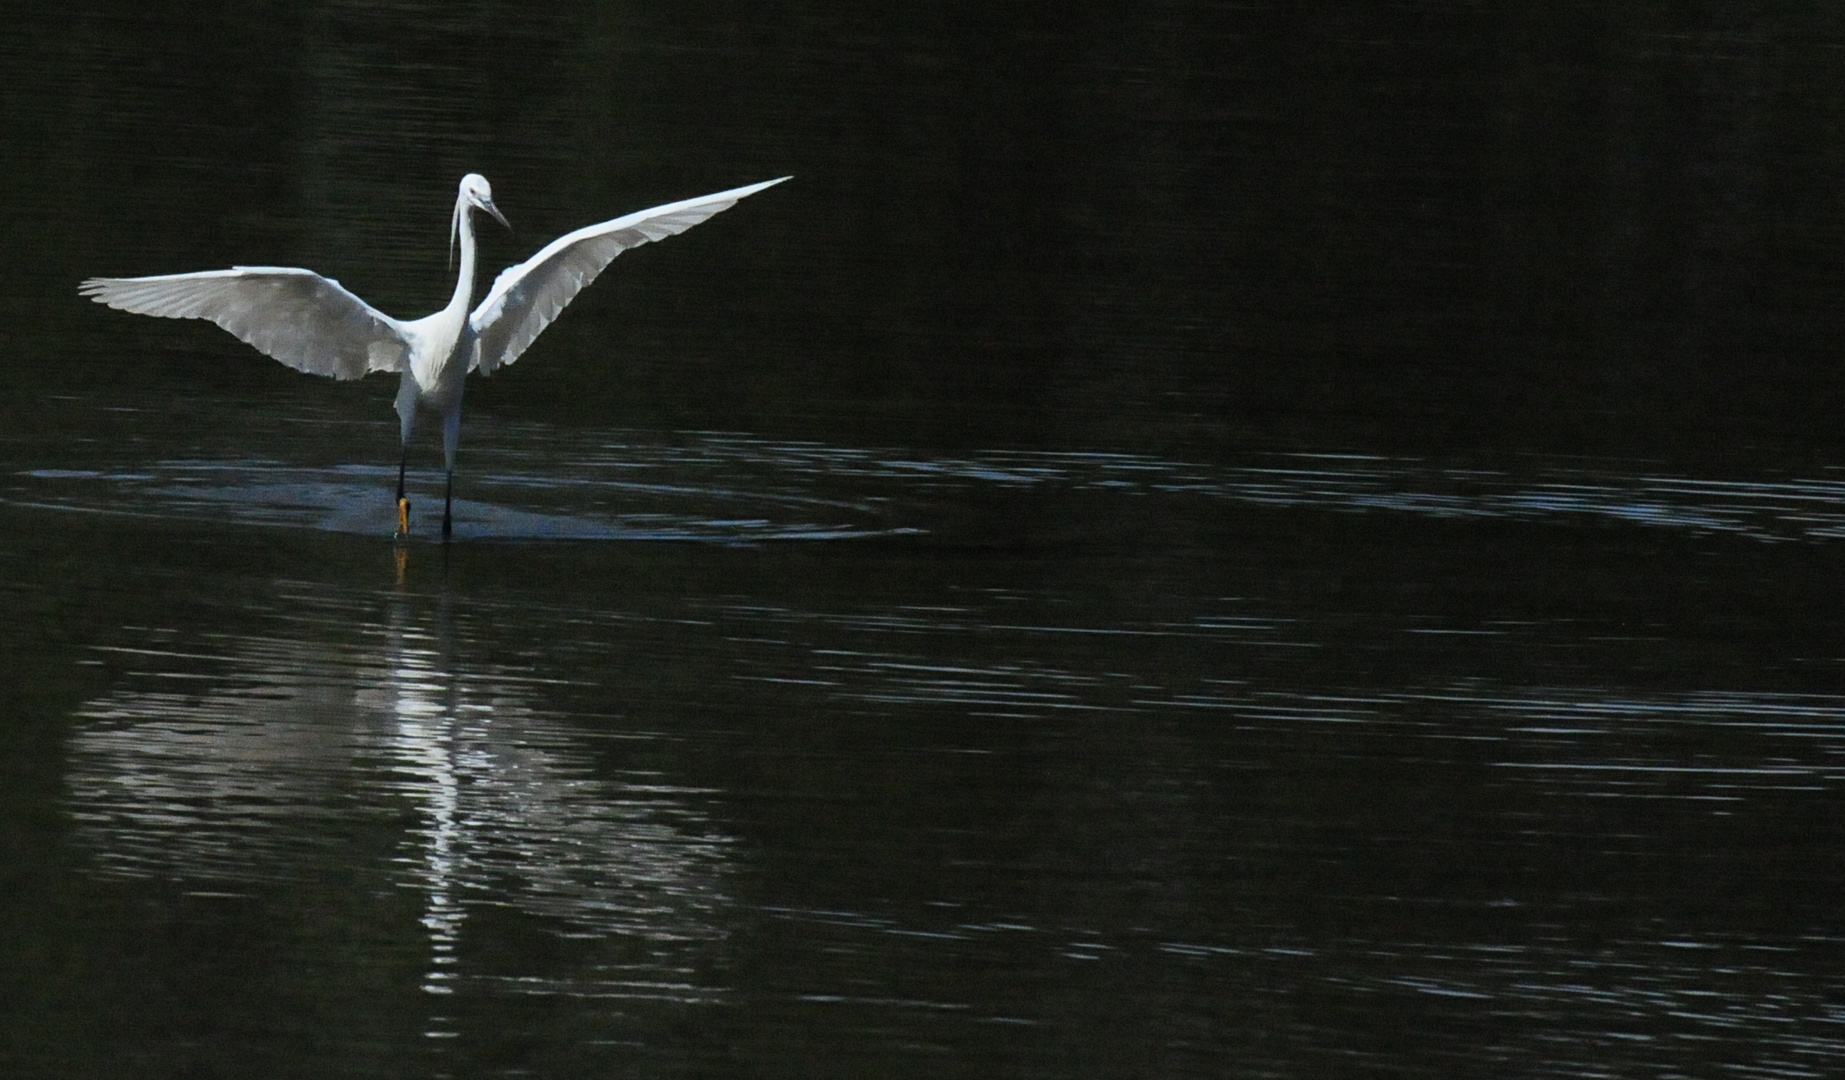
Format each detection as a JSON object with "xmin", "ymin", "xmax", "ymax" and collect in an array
[{"xmin": 80, "ymin": 173, "xmax": 789, "ymax": 540}]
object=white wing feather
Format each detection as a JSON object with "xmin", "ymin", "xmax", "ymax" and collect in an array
[
  {"xmin": 470, "ymin": 177, "xmax": 789, "ymax": 374},
  {"xmin": 79, "ymin": 266, "xmax": 410, "ymax": 380}
]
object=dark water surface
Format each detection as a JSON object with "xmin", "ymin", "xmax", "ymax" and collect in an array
[{"xmin": 6, "ymin": 4, "xmax": 1845, "ymax": 1079}]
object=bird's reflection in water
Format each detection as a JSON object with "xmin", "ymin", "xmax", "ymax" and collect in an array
[{"xmin": 65, "ymin": 557, "xmax": 733, "ymax": 1037}]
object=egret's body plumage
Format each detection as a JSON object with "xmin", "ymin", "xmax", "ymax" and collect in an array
[{"xmin": 80, "ymin": 173, "xmax": 788, "ymax": 538}]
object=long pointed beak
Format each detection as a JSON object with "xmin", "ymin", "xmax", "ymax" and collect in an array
[{"xmin": 483, "ymin": 199, "xmax": 510, "ymax": 232}]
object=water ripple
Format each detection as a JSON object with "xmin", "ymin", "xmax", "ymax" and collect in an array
[{"xmin": 13, "ymin": 398, "xmax": 1845, "ymax": 542}]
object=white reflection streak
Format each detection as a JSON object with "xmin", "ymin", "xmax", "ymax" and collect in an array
[
  {"xmin": 65, "ymin": 581, "xmax": 735, "ymax": 1023},
  {"xmin": 383, "ymin": 618, "xmax": 466, "ymax": 999}
]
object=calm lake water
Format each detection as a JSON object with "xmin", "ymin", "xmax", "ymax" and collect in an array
[{"xmin": 6, "ymin": 4, "xmax": 1845, "ymax": 1078}]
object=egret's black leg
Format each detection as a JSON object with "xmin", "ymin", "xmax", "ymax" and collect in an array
[
  {"xmin": 393, "ymin": 374, "xmax": 421, "ymax": 541},
  {"xmin": 439, "ymin": 402, "xmax": 463, "ymax": 544},
  {"xmin": 395, "ymin": 445, "xmax": 411, "ymax": 538}
]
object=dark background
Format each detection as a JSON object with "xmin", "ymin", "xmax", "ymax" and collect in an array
[{"xmin": 6, "ymin": 2, "xmax": 1844, "ymax": 462}]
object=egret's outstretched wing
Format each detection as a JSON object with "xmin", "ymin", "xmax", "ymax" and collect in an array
[
  {"xmin": 79, "ymin": 266, "xmax": 410, "ymax": 380},
  {"xmin": 470, "ymin": 176, "xmax": 788, "ymax": 375}
]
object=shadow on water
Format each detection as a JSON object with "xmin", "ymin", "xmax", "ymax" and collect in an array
[{"xmin": 17, "ymin": 394, "xmax": 1845, "ymax": 547}]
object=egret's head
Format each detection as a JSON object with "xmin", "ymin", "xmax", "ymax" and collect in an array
[
  {"xmin": 460, "ymin": 173, "xmax": 511, "ymax": 231},
  {"xmin": 451, "ymin": 173, "xmax": 511, "ymax": 268}
]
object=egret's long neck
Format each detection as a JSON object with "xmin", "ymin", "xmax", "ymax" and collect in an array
[{"xmin": 446, "ymin": 194, "xmax": 478, "ymax": 320}]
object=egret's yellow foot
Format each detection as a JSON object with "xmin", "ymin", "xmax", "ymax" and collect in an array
[{"xmin": 397, "ymin": 497, "xmax": 411, "ymax": 538}]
